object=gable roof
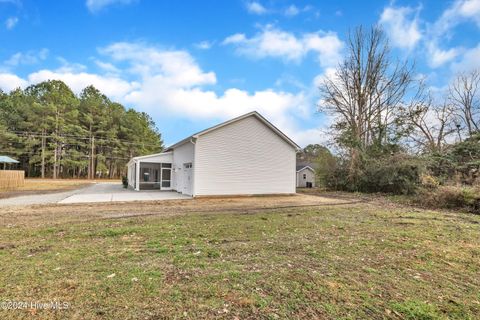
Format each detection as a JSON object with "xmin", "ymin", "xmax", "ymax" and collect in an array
[
  {"xmin": 0, "ymin": 156, "xmax": 19, "ymax": 163},
  {"xmin": 165, "ymin": 111, "xmax": 300, "ymax": 151},
  {"xmin": 296, "ymin": 160, "xmax": 318, "ymax": 170},
  {"xmin": 296, "ymin": 165, "xmax": 315, "ymax": 172}
]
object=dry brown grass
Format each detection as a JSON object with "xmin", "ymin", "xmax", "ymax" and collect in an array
[
  {"xmin": 18, "ymin": 179, "xmax": 94, "ymax": 191},
  {"xmin": 0, "ymin": 179, "xmax": 119, "ymax": 199}
]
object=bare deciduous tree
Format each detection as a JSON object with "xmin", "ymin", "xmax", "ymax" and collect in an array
[
  {"xmin": 449, "ymin": 69, "xmax": 480, "ymax": 136},
  {"xmin": 318, "ymin": 25, "xmax": 415, "ymax": 177},
  {"xmin": 403, "ymin": 94, "xmax": 457, "ymax": 153}
]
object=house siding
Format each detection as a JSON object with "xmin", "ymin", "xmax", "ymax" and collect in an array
[
  {"xmin": 172, "ymin": 141, "xmax": 195, "ymax": 195},
  {"xmin": 296, "ymin": 168, "xmax": 315, "ymax": 188},
  {"xmin": 127, "ymin": 163, "xmax": 134, "ymax": 188},
  {"xmin": 194, "ymin": 115, "xmax": 296, "ymax": 196}
]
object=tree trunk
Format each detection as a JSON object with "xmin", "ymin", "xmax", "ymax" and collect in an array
[
  {"xmin": 53, "ymin": 145, "xmax": 57, "ymax": 179},
  {"xmin": 90, "ymin": 135, "xmax": 95, "ymax": 179},
  {"xmin": 41, "ymin": 129, "xmax": 46, "ymax": 178}
]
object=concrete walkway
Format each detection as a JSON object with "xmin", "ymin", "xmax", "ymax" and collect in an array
[{"xmin": 0, "ymin": 183, "xmax": 190, "ymax": 207}]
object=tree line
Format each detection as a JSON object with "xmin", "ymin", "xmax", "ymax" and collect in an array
[{"xmin": 0, "ymin": 80, "xmax": 163, "ymax": 178}]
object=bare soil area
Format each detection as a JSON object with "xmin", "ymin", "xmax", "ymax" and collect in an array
[{"xmin": 0, "ymin": 194, "xmax": 354, "ymax": 227}]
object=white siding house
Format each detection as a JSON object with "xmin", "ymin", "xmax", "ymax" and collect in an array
[{"xmin": 127, "ymin": 111, "xmax": 300, "ymax": 196}]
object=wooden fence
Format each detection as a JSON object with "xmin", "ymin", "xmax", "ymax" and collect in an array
[{"xmin": 0, "ymin": 170, "xmax": 25, "ymax": 190}]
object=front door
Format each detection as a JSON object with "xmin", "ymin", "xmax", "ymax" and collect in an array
[{"xmin": 183, "ymin": 163, "xmax": 192, "ymax": 195}]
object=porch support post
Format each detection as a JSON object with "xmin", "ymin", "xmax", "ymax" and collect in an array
[
  {"xmin": 159, "ymin": 163, "xmax": 162, "ymax": 190},
  {"xmin": 135, "ymin": 160, "xmax": 140, "ymax": 191}
]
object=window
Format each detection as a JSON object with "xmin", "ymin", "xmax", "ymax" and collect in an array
[
  {"xmin": 184, "ymin": 163, "xmax": 192, "ymax": 169},
  {"xmin": 161, "ymin": 163, "xmax": 172, "ymax": 168},
  {"xmin": 303, "ymin": 173, "xmax": 306, "ymax": 179}
]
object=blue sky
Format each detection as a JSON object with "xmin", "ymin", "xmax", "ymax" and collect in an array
[{"xmin": 0, "ymin": 0, "xmax": 479, "ymax": 146}]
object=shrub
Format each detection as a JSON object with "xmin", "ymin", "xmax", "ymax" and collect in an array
[
  {"xmin": 327, "ymin": 154, "xmax": 423, "ymax": 195},
  {"xmin": 416, "ymin": 186, "xmax": 480, "ymax": 214},
  {"xmin": 420, "ymin": 174, "xmax": 440, "ymax": 189},
  {"xmin": 122, "ymin": 176, "xmax": 128, "ymax": 188},
  {"xmin": 426, "ymin": 133, "xmax": 480, "ymax": 185}
]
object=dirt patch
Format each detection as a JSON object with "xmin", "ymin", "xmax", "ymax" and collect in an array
[{"xmin": 0, "ymin": 194, "xmax": 355, "ymax": 227}]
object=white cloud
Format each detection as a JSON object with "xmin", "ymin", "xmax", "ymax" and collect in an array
[
  {"xmin": 435, "ymin": 0, "xmax": 480, "ymax": 33},
  {"xmin": 377, "ymin": 1, "xmax": 480, "ymax": 69},
  {"xmin": 5, "ymin": 16, "xmax": 18, "ymax": 30},
  {"xmin": 99, "ymin": 42, "xmax": 308, "ymax": 124},
  {"xmin": 379, "ymin": 5, "xmax": 422, "ymax": 50},
  {"xmin": 86, "ymin": 0, "xmax": 135, "ymax": 13},
  {"xmin": 3, "ymin": 49, "xmax": 49, "ymax": 67},
  {"xmin": 313, "ymin": 67, "xmax": 337, "ymax": 88},
  {"xmin": 99, "ymin": 42, "xmax": 323, "ymax": 146},
  {"xmin": 0, "ymin": 64, "xmax": 138, "ymax": 100},
  {"xmin": 101, "ymin": 42, "xmax": 216, "ymax": 87},
  {"xmin": 246, "ymin": 1, "xmax": 267, "ymax": 15},
  {"xmin": 127, "ymin": 85, "xmax": 318, "ymax": 147},
  {"xmin": 292, "ymin": 127, "xmax": 329, "ymax": 146},
  {"xmin": 459, "ymin": 0, "xmax": 480, "ymax": 21},
  {"xmin": 55, "ymin": 57, "xmax": 88, "ymax": 73},
  {"xmin": 223, "ymin": 25, "xmax": 343, "ymax": 67},
  {"xmin": 194, "ymin": 41, "xmax": 213, "ymax": 50},
  {"xmin": 427, "ymin": 43, "xmax": 462, "ymax": 68},
  {"xmin": 418, "ymin": 0, "xmax": 480, "ymax": 68},
  {"xmin": 94, "ymin": 60, "xmax": 121, "ymax": 74},
  {"xmin": 223, "ymin": 33, "xmax": 247, "ymax": 44},
  {"xmin": 0, "ymin": 73, "xmax": 27, "ymax": 92},
  {"xmin": 451, "ymin": 44, "xmax": 480, "ymax": 71},
  {"xmin": 285, "ymin": 5, "xmax": 300, "ymax": 17},
  {"xmin": 27, "ymin": 70, "xmax": 138, "ymax": 100},
  {"xmin": 284, "ymin": 4, "xmax": 312, "ymax": 17}
]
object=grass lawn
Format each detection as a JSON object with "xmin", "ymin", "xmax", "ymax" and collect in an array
[{"xmin": 0, "ymin": 196, "xmax": 479, "ymax": 319}]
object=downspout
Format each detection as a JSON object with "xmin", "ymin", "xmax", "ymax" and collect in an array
[{"xmin": 190, "ymin": 137, "xmax": 197, "ymax": 197}]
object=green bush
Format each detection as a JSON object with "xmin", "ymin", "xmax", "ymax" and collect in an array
[
  {"xmin": 122, "ymin": 176, "xmax": 128, "ymax": 188},
  {"xmin": 427, "ymin": 133, "xmax": 480, "ymax": 185},
  {"xmin": 327, "ymin": 154, "xmax": 423, "ymax": 195}
]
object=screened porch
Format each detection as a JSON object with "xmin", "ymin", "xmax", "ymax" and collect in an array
[{"xmin": 138, "ymin": 162, "xmax": 172, "ymax": 190}]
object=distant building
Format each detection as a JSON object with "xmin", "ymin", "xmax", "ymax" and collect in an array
[{"xmin": 296, "ymin": 164, "xmax": 316, "ymax": 188}]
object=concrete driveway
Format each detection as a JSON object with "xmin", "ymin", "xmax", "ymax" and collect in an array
[{"xmin": 0, "ymin": 182, "xmax": 191, "ymax": 207}]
